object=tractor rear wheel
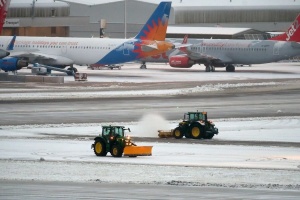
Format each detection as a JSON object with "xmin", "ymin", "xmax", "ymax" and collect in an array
[
  {"xmin": 111, "ymin": 145, "xmax": 123, "ymax": 157},
  {"xmin": 173, "ymin": 127, "xmax": 184, "ymax": 139},
  {"xmin": 190, "ymin": 123, "xmax": 204, "ymax": 139},
  {"xmin": 93, "ymin": 140, "xmax": 107, "ymax": 156}
]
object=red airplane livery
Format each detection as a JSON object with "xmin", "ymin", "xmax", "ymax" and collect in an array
[
  {"xmin": 270, "ymin": 14, "xmax": 300, "ymax": 42},
  {"xmin": 0, "ymin": 0, "xmax": 10, "ymax": 33}
]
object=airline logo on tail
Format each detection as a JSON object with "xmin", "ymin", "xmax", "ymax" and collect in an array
[
  {"xmin": 95, "ymin": 2, "xmax": 173, "ymax": 65},
  {"xmin": 134, "ymin": 2, "xmax": 171, "ymax": 41},
  {"xmin": 0, "ymin": 0, "xmax": 10, "ymax": 33},
  {"xmin": 133, "ymin": 1, "xmax": 173, "ymax": 59},
  {"xmin": 270, "ymin": 14, "xmax": 300, "ymax": 42},
  {"xmin": 286, "ymin": 16, "xmax": 300, "ymax": 41}
]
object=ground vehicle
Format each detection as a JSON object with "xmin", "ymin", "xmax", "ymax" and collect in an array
[
  {"xmin": 91, "ymin": 125, "xmax": 152, "ymax": 157},
  {"xmin": 158, "ymin": 111, "xmax": 218, "ymax": 139},
  {"xmin": 88, "ymin": 64, "xmax": 122, "ymax": 70}
]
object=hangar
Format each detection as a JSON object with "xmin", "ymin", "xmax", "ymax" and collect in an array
[
  {"xmin": 2, "ymin": 0, "xmax": 300, "ymax": 39},
  {"xmin": 166, "ymin": 27, "xmax": 268, "ymax": 40}
]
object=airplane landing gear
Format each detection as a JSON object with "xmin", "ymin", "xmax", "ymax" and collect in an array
[
  {"xmin": 205, "ymin": 64, "xmax": 215, "ymax": 72},
  {"xmin": 226, "ymin": 65, "xmax": 235, "ymax": 72},
  {"xmin": 140, "ymin": 62, "xmax": 147, "ymax": 69}
]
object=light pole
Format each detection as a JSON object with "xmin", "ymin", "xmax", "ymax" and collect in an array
[{"xmin": 124, "ymin": 0, "xmax": 127, "ymax": 38}]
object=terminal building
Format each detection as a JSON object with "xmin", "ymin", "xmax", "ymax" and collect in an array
[{"xmin": 2, "ymin": 0, "xmax": 300, "ymax": 39}]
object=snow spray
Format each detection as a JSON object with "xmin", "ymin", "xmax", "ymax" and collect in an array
[{"xmin": 135, "ymin": 113, "xmax": 170, "ymax": 137}]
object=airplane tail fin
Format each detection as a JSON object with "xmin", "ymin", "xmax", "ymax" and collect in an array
[
  {"xmin": 269, "ymin": 14, "xmax": 300, "ymax": 42},
  {"xmin": 168, "ymin": 35, "xmax": 190, "ymax": 59},
  {"xmin": 7, "ymin": 35, "xmax": 16, "ymax": 51},
  {"xmin": 179, "ymin": 34, "xmax": 189, "ymax": 53},
  {"xmin": 0, "ymin": 0, "xmax": 11, "ymax": 33},
  {"xmin": 134, "ymin": 2, "xmax": 171, "ymax": 41}
]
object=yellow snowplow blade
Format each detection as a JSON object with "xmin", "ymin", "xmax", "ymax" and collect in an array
[
  {"xmin": 123, "ymin": 146, "xmax": 153, "ymax": 157},
  {"xmin": 158, "ymin": 129, "xmax": 173, "ymax": 138}
]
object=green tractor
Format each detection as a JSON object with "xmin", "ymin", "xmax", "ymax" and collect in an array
[
  {"xmin": 173, "ymin": 111, "xmax": 218, "ymax": 139},
  {"xmin": 91, "ymin": 125, "xmax": 152, "ymax": 157}
]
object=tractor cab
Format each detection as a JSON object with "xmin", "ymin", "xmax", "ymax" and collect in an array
[
  {"xmin": 101, "ymin": 125, "xmax": 130, "ymax": 141},
  {"xmin": 184, "ymin": 111, "xmax": 207, "ymax": 122}
]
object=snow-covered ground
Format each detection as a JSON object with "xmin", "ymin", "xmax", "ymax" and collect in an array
[
  {"xmin": 0, "ymin": 82, "xmax": 281, "ymax": 100},
  {"xmin": 1, "ymin": 116, "xmax": 299, "ymax": 190},
  {"xmin": 1, "ymin": 62, "xmax": 300, "ymax": 190}
]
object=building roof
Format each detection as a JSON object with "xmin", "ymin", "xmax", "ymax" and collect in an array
[
  {"xmin": 167, "ymin": 27, "xmax": 253, "ymax": 36},
  {"xmin": 12, "ymin": 0, "xmax": 300, "ymax": 8},
  {"xmin": 11, "ymin": 0, "xmax": 69, "ymax": 8}
]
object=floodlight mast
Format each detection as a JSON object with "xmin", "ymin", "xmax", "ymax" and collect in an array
[{"xmin": 124, "ymin": 0, "xmax": 127, "ymax": 38}]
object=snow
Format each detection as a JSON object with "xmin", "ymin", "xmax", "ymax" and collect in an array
[
  {"xmin": 1, "ymin": 62, "xmax": 300, "ymax": 190},
  {"xmin": 0, "ymin": 116, "xmax": 300, "ymax": 190},
  {"xmin": 0, "ymin": 82, "xmax": 281, "ymax": 100}
]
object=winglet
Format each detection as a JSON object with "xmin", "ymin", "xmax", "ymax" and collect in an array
[
  {"xmin": 6, "ymin": 35, "xmax": 16, "ymax": 51},
  {"xmin": 269, "ymin": 14, "xmax": 300, "ymax": 42},
  {"xmin": 172, "ymin": 35, "xmax": 190, "ymax": 52},
  {"xmin": 134, "ymin": 2, "xmax": 172, "ymax": 41},
  {"xmin": 179, "ymin": 34, "xmax": 189, "ymax": 53}
]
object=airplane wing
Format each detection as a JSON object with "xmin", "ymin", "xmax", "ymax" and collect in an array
[
  {"xmin": 173, "ymin": 43, "xmax": 192, "ymax": 49},
  {"xmin": 187, "ymin": 51, "xmax": 232, "ymax": 63},
  {"xmin": 9, "ymin": 51, "xmax": 74, "ymax": 65}
]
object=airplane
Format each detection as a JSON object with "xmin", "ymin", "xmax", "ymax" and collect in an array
[
  {"xmin": 0, "ymin": 1, "xmax": 174, "ymax": 74},
  {"xmin": 169, "ymin": 39, "xmax": 300, "ymax": 72},
  {"xmin": 0, "ymin": 0, "xmax": 11, "ymax": 59},
  {"xmin": 141, "ymin": 14, "xmax": 300, "ymax": 72}
]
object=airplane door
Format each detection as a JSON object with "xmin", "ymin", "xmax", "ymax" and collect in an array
[
  {"xmin": 61, "ymin": 45, "xmax": 67, "ymax": 54},
  {"xmin": 123, "ymin": 43, "xmax": 129, "ymax": 55},
  {"xmin": 273, "ymin": 43, "xmax": 280, "ymax": 55}
]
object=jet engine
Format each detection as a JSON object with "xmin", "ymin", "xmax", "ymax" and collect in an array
[
  {"xmin": 0, "ymin": 57, "xmax": 28, "ymax": 72},
  {"xmin": 169, "ymin": 55, "xmax": 194, "ymax": 68}
]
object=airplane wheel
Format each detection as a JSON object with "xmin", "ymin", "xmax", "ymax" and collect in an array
[
  {"xmin": 226, "ymin": 65, "xmax": 235, "ymax": 72},
  {"xmin": 140, "ymin": 64, "xmax": 147, "ymax": 69},
  {"xmin": 205, "ymin": 66, "xmax": 210, "ymax": 72},
  {"xmin": 211, "ymin": 66, "xmax": 215, "ymax": 72}
]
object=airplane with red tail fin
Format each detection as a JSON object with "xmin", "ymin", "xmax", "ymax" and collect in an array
[
  {"xmin": 269, "ymin": 14, "xmax": 300, "ymax": 42},
  {"xmin": 141, "ymin": 14, "xmax": 300, "ymax": 72}
]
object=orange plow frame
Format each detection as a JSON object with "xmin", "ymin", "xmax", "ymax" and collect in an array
[{"xmin": 123, "ymin": 146, "xmax": 153, "ymax": 157}]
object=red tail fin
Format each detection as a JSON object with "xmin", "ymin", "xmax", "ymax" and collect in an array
[
  {"xmin": 269, "ymin": 14, "xmax": 300, "ymax": 42},
  {"xmin": 179, "ymin": 34, "xmax": 189, "ymax": 53},
  {"xmin": 0, "ymin": 0, "xmax": 11, "ymax": 34}
]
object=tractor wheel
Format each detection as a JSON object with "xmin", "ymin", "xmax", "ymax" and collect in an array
[
  {"xmin": 111, "ymin": 145, "xmax": 123, "ymax": 157},
  {"xmin": 184, "ymin": 127, "xmax": 191, "ymax": 138},
  {"xmin": 93, "ymin": 140, "xmax": 107, "ymax": 156},
  {"xmin": 190, "ymin": 123, "xmax": 204, "ymax": 139},
  {"xmin": 173, "ymin": 127, "xmax": 184, "ymax": 139}
]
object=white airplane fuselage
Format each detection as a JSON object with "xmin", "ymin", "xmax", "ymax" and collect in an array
[
  {"xmin": 187, "ymin": 39, "xmax": 300, "ymax": 65},
  {"xmin": 142, "ymin": 39, "xmax": 300, "ymax": 65},
  {"xmin": 0, "ymin": 36, "xmax": 139, "ymax": 66}
]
